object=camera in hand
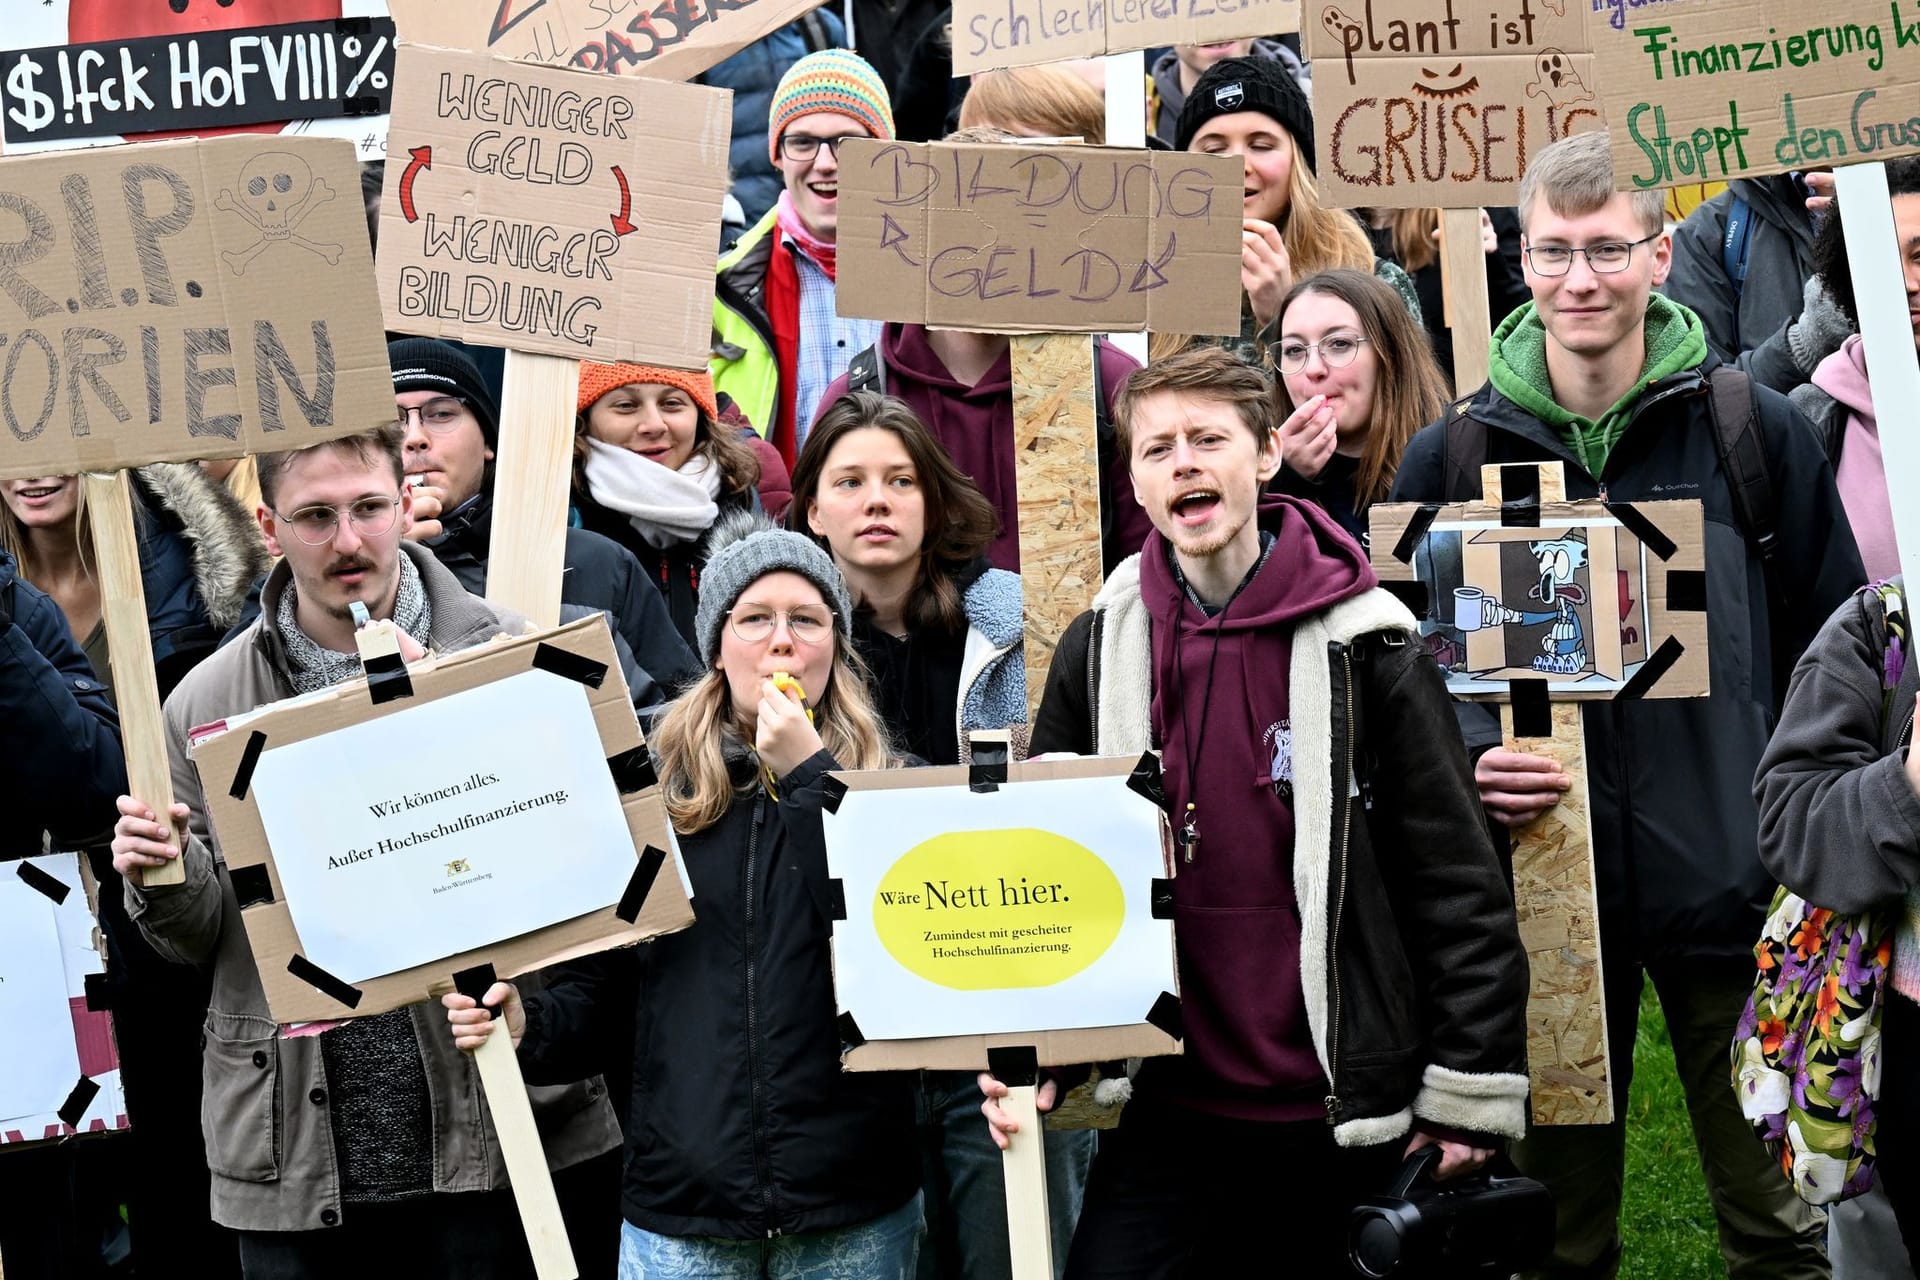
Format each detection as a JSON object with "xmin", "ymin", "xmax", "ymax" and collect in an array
[{"xmin": 1348, "ymin": 1142, "xmax": 1554, "ymax": 1278}]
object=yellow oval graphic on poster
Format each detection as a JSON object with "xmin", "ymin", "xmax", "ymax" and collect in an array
[{"xmin": 871, "ymin": 828, "xmax": 1124, "ymax": 990}]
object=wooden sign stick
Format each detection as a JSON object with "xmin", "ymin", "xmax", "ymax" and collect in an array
[
  {"xmin": 1440, "ymin": 208, "xmax": 1493, "ymax": 394},
  {"xmin": 1001, "ymin": 1083, "xmax": 1055, "ymax": 1280},
  {"xmin": 83, "ymin": 472, "xmax": 182, "ymax": 889}
]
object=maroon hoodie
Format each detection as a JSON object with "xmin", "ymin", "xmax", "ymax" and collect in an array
[
  {"xmin": 1142, "ymin": 494, "xmax": 1377, "ymax": 1121},
  {"xmin": 812, "ymin": 323, "xmax": 1156, "ymax": 572}
]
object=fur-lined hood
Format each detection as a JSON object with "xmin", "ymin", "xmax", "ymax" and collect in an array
[{"xmin": 133, "ymin": 462, "xmax": 268, "ymax": 631}]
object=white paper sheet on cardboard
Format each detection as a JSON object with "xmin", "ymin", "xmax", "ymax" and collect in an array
[{"xmin": 0, "ymin": 872, "xmax": 83, "ymax": 1123}]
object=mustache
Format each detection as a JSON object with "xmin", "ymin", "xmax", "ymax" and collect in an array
[{"xmin": 326, "ymin": 556, "xmax": 375, "ymax": 576}]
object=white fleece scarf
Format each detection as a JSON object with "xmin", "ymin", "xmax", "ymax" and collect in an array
[{"xmin": 583, "ymin": 437, "xmax": 723, "ymax": 549}]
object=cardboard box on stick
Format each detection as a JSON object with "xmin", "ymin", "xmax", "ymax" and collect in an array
[{"xmin": 950, "ymin": 0, "xmax": 1300, "ymax": 76}]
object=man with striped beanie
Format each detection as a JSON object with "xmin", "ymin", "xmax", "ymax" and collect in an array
[{"xmin": 712, "ymin": 49, "xmax": 893, "ymax": 468}]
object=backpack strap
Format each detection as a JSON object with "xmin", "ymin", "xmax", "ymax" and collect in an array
[
  {"xmin": 1722, "ymin": 192, "xmax": 1753, "ymax": 301},
  {"xmin": 1705, "ymin": 365, "xmax": 1784, "ymax": 600},
  {"xmin": 846, "ymin": 343, "xmax": 886, "ymax": 396},
  {"xmin": 798, "ymin": 10, "xmax": 836, "ymax": 52}
]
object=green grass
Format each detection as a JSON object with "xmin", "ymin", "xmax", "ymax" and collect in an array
[{"xmin": 1621, "ymin": 982, "xmax": 1728, "ymax": 1279}]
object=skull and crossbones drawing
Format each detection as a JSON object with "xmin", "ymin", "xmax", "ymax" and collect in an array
[{"xmin": 214, "ymin": 153, "xmax": 341, "ymax": 276}]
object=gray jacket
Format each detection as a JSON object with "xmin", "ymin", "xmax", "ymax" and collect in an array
[{"xmin": 124, "ymin": 543, "xmax": 621, "ymax": 1233}]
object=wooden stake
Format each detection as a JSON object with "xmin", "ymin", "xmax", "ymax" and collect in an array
[
  {"xmin": 1001, "ymin": 1084, "xmax": 1055, "ymax": 1280},
  {"xmin": 1010, "ymin": 334, "xmax": 1103, "ymax": 720},
  {"xmin": 83, "ymin": 472, "xmax": 182, "ymax": 888},
  {"xmin": 1440, "ymin": 208, "xmax": 1493, "ymax": 394},
  {"xmin": 484, "ymin": 349, "xmax": 582, "ymax": 625}
]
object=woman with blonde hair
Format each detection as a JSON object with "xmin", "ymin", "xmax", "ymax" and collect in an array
[
  {"xmin": 445, "ymin": 516, "xmax": 923, "ymax": 1279},
  {"xmin": 958, "ymin": 64, "xmax": 1104, "ymax": 142}
]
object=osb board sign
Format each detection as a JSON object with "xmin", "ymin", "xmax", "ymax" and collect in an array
[
  {"xmin": 952, "ymin": 0, "xmax": 1301, "ymax": 75},
  {"xmin": 836, "ymin": 139, "xmax": 1242, "ymax": 336},
  {"xmin": 386, "ymin": 0, "xmax": 827, "ymax": 83},
  {"xmin": 1367, "ymin": 494, "xmax": 1708, "ymax": 699},
  {"xmin": 0, "ymin": 135, "xmax": 392, "ymax": 482},
  {"xmin": 192, "ymin": 615, "xmax": 692, "ymax": 1025},
  {"xmin": 1590, "ymin": 0, "xmax": 1920, "ymax": 190},
  {"xmin": 1302, "ymin": 0, "xmax": 1601, "ymax": 209},
  {"xmin": 829, "ymin": 756, "xmax": 1182, "ymax": 1074},
  {"xmin": 0, "ymin": 3, "xmax": 395, "ymax": 161},
  {"xmin": 375, "ymin": 41, "xmax": 730, "ymax": 368}
]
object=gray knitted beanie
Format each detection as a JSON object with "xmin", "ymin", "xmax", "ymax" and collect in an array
[{"xmin": 694, "ymin": 508, "xmax": 854, "ymax": 665}]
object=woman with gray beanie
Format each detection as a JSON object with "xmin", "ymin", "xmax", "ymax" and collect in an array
[{"xmin": 443, "ymin": 514, "xmax": 924, "ymax": 1278}]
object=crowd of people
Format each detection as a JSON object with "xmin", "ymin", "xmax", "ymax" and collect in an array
[{"xmin": 5, "ymin": 16, "xmax": 1920, "ymax": 1280}]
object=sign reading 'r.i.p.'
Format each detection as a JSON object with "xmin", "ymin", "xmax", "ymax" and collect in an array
[{"xmin": 374, "ymin": 42, "xmax": 731, "ymax": 369}]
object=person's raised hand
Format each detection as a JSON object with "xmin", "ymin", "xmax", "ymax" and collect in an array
[
  {"xmin": 1804, "ymin": 171, "xmax": 1835, "ymax": 214},
  {"xmin": 1277, "ymin": 394, "xmax": 1339, "ymax": 481},
  {"xmin": 405, "ymin": 481, "xmax": 445, "ymax": 542},
  {"xmin": 1475, "ymin": 750, "xmax": 1570, "ymax": 829},
  {"xmin": 1243, "ymin": 219, "xmax": 1293, "ymax": 332},
  {"xmin": 757, "ymin": 677, "xmax": 824, "ymax": 781},
  {"xmin": 978, "ymin": 1072, "xmax": 1060, "ymax": 1152},
  {"xmin": 110, "ymin": 795, "xmax": 188, "ymax": 880},
  {"xmin": 442, "ymin": 981, "xmax": 525, "ymax": 1053}
]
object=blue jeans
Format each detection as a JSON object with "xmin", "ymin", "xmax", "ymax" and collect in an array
[
  {"xmin": 915, "ymin": 1070, "xmax": 1094, "ymax": 1280},
  {"xmin": 618, "ymin": 1194, "xmax": 922, "ymax": 1279}
]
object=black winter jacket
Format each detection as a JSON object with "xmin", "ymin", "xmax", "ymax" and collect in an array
[
  {"xmin": 574, "ymin": 485, "xmax": 762, "ymax": 651},
  {"xmin": 518, "ymin": 748, "xmax": 919, "ymax": 1238},
  {"xmin": 1389, "ymin": 358, "xmax": 1864, "ymax": 960}
]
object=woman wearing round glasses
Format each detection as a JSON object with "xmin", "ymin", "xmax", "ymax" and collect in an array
[{"xmin": 1270, "ymin": 269, "xmax": 1451, "ymax": 547}]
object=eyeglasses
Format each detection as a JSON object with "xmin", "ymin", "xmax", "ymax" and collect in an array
[
  {"xmin": 729, "ymin": 604, "xmax": 834, "ymax": 645},
  {"xmin": 777, "ymin": 134, "xmax": 862, "ymax": 162},
  {"xmin": 391, "ymin": 396, "xmax": 472, "ymax": 435},
  {"xmin": 1523, "ymin": 234, "xmax": 1660, "ymax": 277},
  {"xmin": 1273, "ymin": 334, "xmax": 1370, "ymax": 375},
  {"xmin": 273, "ymin": 496, "xmax": 401, "ymax": 546}
]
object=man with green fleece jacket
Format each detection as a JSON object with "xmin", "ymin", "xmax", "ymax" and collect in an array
[{"xmin": 1392, "ymin": 131, "xmax": 1863, "ymax": 1280}]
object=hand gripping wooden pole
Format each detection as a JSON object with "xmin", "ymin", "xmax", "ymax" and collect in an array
[{"xmin": 83, "ymin": 471, "xmax": 183, "ymax": 888}]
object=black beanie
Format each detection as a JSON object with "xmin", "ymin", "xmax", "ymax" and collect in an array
[
  {"xmin": 1175, "ymin": 57, "xmax": 1316, "ymax": 174},
  {"xmin": 387, "ymin": 338, "xmax": 501, "ymax": 449}
]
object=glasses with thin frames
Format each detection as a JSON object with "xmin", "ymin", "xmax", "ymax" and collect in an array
[
  {"xmin": 274, "ymin": 496, "xmax": 402, "ymax": 546},
  {"xmin": 392, "ymin": 396, "xmax": 472, "ymax": 435},
  {"xmin": 1523, "ymin": 234, "xmax": 1660, "ymax": 277},
  {"xmin": 777, "ymin": 134, "xmax": 861, "ymax": 163},
  {"xmin": 730, "ymin": 604, "xmax": 834, "ymax": 646},
  {"xmin": 1274, "ymin": 334, "xmax": 1370, "ymax": 375}
]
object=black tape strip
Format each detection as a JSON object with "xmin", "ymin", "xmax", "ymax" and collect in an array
[
  {"xmin": 1509, "ymin": 679, "xmax": 1553, "ymax": 739},
  {"xmin": 837, "ymin": 1011, "xmax": 867, "ymax": 1052},
  {"xmin": 1391, "ymin": 503, "xmax": 1442, "ymax": 565},
  {"xmin": 16, "ymin": 860, "xmax": 69, "ymax": 905},
  {"xmin": 57, "ymin": 1077, "xmax": 100, "ymax": 1129},
  {"xmin": 1604, "ymin": 502, "xmax": 1677, "ymax": 561},
  {"xmin": 1380, "ymin": 579, "xmax": 1432, "ymax": 619},
  {"xmin": 83, "ymin": 972, "xmax": 111, "ymax": 1013},
  {"xmin": 616, "ymin": 847, "xmax": 667, "ymax": 924},
  {"xmin": 1619, "ymin": 636, "xmax": 1686, "ymax": 701},
  {"xmin": 820, "ymin": 775, "xmax": 849, "ymax": 815},
  {"xmin": 969, "ymin": 755, "xmax": 1009, "ymax": 794},
  {"xmin": 826, "ymin": 878, "xmax": 847, "ymax": 921},
  {"xmin": 1150, "ymin": 878, "xmax": 1175, "ymax": 919},
  {"xmin": 338, "ymin": 14, "xmax": 377, "ymax": 32},
  {"xmin": 228, "ymin": 730, "xmax": 268, "ymax": 800},
  {"xmin": 229, "ymin": 864, "xmax": 276, "ymax": 910},
  {"xmin": 1665, "ymin": 569, "xmax": 1708, "ymax": 613},
  {"xmin": 1145, "ymin": 991, "xmax": 1185, "ymax": 1041},
  {"xmin": 533, "ymin": 643, "xmax": 609, "ymax": 689},
  {"xmin": 1126, "ymin": 752, "xmax": 1166, "ymax": 811},
  {"xmin": 287, "ymin": 955, "xmax": 363, "ymax": 1009},
  {"xmin": 343, "ymin": 95, "xmax": 384, "ymax": 116},
  {"xmin": 363, "ymin": 652, "xmax": 413, "ymax": 705},
  {"xmin": 607, "ymin": 748, "xmax": 658, "ymax": 795},
  {"xmin": 451, "ymin": 962, "xmax": 498, "ymax": 1005},
  {"xmin": 1499, "ymin": 465, "xmax": 1540, "ymax": 528},
  {"xmin": 987, "ymin": 1045, "xmax": 1040, "ymax": 1088}
]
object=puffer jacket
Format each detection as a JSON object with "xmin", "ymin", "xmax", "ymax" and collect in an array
[
  {"xmin": 700, "ymin": 12, "xmax": 845, "ymax": 227},
  {"xmin": 129, "ymin": 462, "xmax": 270, "ymax": 698},
  {"xmin": 573, "ymin": 483, "xmax": 763, "ymax": 651},
  {"xmin": 517, "ymin": 746, "xmax": 920, "ymax": 1238},
  {"xmin": 1030, "ymin": 557, "xmax": 1530, "ymax": 1146}
]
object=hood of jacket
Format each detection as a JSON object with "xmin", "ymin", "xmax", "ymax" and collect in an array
[
  {"xmin": 1812, "ymin": 333, "xmax": 1874, "ymax": 427},
  {"xmin": 1138, "ymin": 493, "xmax": 1376, "ymax": 632},
  {"xmin": 134, "ymin": 461, "xmax": 269, "ymax": 632}
]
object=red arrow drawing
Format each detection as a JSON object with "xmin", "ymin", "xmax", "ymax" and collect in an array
[
  {"xmin": 610, "ymin": 166, "xmax": 636, "ymax": 236},
  {"xmin": 398, "ymin": 146, "xmax": 431, "ymax": 224}
]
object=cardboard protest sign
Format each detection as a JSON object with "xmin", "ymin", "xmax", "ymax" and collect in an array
[
  {"xmin": 0, "ymin": 2, "xmax": 394, "ymax": 160},
  {"xmin": 375, "ymin": 41, "xmax": 730, "ymax": 369},
  {"xmin": 836, "ymin": 139, "xmax": 1242, "ymax": 335},
  {"xmin": 1368, "ymin": 493, "xmax": 1709, "ymax": 700},
  {"xmin": 0, "ymin": 134, "xmax": 392, "ymax": 482},
  {"xmin": 192, "ymin": 615, "xmax": 694, "ymax": 1024},
  {"xmin": 1590, "ymin": 0, "xmax": 1920, "ymax": 190},
  {"xmin": 951, "ymin": 0, "xmax": 1300, "ymax": 76},
  {"xmin": 1, "ymin": 855, "xmax": 128, "ymax": 1147},
  {"xmin": 386, "ymin": 0, "xmax": 827, "ymax": 83},
  {"xmin": 1301, "ymin": 0, "xmax": 1600, "ymax": 208},
  {"xmin": 822, "ymin": 755, "xmax": 1181, "ymax": 1072}
]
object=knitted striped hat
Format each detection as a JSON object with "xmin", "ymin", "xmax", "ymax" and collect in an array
[
  {"xmin": 767, "ymin": 49, "xmax": 894, "ymax": 164},
  {"xmin": 576, "ymin": 362, "xmax": 718, "ymax": 420}
]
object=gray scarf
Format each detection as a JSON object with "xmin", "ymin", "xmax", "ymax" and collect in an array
[{"xmin": 275, "ymin": 554, "xmax": 432, "ymax": 695}]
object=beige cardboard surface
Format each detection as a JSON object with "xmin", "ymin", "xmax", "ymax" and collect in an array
[
  {"xmin": 193, "ymin": 616, "xmax": 691, "ymax": 1025},
  {"xmin": 828, "ymin": 755, "xmax": 1182, "ymax": 1073},
  {"xmin": 1303, "ymin": 0, "xmax": 1601, "ymax": 209},
  {"xmin": 1368, "ymin": 495, "xmax": 1709, "ymax": 701},
  {"xmin": 387, "ymin": 0, "xmax": 824, "ymax": 83},
  {"xmin": 374, "ymin": 42, "xmax": 730, "ymax": 368},
  {"xmin": 0, "ymin": 135, "xmax": 392, "ymax": 482},
  {"xmin": 836, "ymin": 139, "xmax": 1242, "ymax": 335},
  {"xmin": 1590, "ymin": 0, "xmax": 1920, "ymax": 190},
  {"xmin": 951, "ymin": 0, "xmax": 1300, "ymax": 75}
]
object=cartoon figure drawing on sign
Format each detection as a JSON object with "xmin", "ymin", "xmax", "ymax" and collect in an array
[
  {"xmin": 215, "ymin": 152, "xmax": 341, "ymax": 276},
  {"xmin": 1469, "ymin": 535, "xmax": 1589, "ymax": 675},
  {"xmin": 1526, "ymin": 50, "xmax": 1595, "ymax": 111}
]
